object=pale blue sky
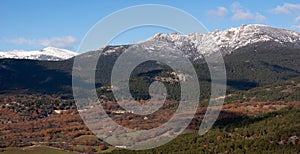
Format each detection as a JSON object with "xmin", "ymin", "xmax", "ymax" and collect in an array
[{"xmin": 1, "ymin": 0, "xmax": 300, "ymax": 51}]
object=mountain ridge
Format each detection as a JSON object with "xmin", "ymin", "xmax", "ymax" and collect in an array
[
  {"xmin": 1, "ymin": 24, "xmax": 300, "ymax": 61},
  {"xmin": 86, "ymin": 24, "xmax": 300, "ymax": 62},
  {"xmin": 145, "ymin": 24, "xmax": 300, "ymax": 60}
]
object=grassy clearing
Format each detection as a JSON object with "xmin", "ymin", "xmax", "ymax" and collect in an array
[{"xmin": 75, "ymin": 135, "xmax": 100, "ymax": 142}]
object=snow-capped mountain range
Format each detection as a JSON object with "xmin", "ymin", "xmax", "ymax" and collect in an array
[
  {"xmin": 1, "ymin": 24, "xmax": 300, "ymax": 61},
  {"xmin": 145, "ymin": 24, "xmax": 300, "ymax": 60},
  {"xmin": 96, "ymin": 24, "xmax": 300, "ymax": 61},
  {"xmin": 0, "ymin": 47, "xmax": 78, "ymax": 61}
]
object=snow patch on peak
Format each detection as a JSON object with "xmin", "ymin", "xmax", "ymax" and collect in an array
[
  {"xmin": 0, "ymin": 47, "xmax": 78, "ymax": 61},
  {"xmin": 40, "ymin": 47, "xmax": 78, "ymax": 59}
]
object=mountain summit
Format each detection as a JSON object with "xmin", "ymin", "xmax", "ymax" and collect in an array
[{"xmin": 0, "ymin": 47, "xmax": 78, "ymax": 61}]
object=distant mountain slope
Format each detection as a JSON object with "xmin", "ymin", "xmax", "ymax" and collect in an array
[
  {"xmin": 0, "ymin": 59, "xmax": 73, "ymax": 94},
  {"xmin": 223, "ymin": 41, "xmax": 300, "ymax": 89},
  {"xmin": 0, "ymin": 47, "xmax": 78, "ymax": 61}
]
